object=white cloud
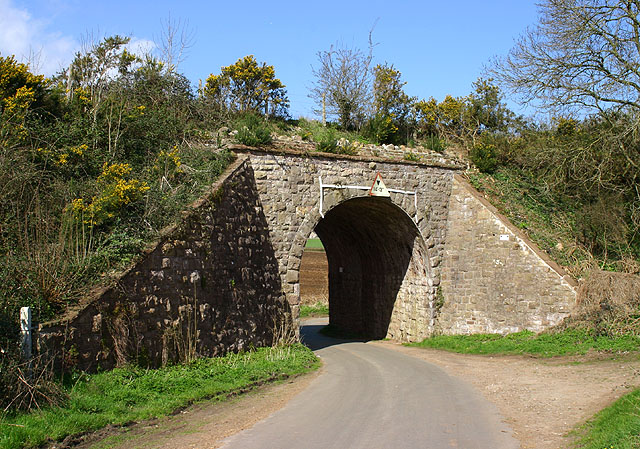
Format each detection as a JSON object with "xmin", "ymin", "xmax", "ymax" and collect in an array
[
  {"xmin": 127, "ymin": 38, "xmax": 156, "ymax": 58},
  {"xmin": 0, "ymin": 0, "xmax": 76, "ymax": 75}
]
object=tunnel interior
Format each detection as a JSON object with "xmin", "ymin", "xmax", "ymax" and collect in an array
[{"xmin": 314, "ymin": 197, "xmax": 431, "ymax": 340}]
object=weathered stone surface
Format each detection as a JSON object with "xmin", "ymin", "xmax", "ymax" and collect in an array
[
  {"xmin": 38, "ymin": 157, "xmax": 289, "ymax": 371},
  {"xmin": 437, "ymin": 175, "xmax": 577, "ymax": 334},
  {"xmin": 37, "ymin": 150, "xmax": 577, "ymax": 372},
  {"xmin": 244, "ymin": 150, "xmax": 455, "ymax": 341}
]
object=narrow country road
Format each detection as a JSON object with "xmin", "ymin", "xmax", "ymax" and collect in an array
[{"xmin": 220, "ymin": 318, "xmax": 519, "ymax": 449}]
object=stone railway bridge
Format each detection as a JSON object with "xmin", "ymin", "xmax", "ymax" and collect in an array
[{"xmin": 40, "ymin": 146, "xmax": 577, "ymax": 371}]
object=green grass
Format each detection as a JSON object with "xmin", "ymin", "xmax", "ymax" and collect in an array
[
  {"xmin": 304, "ymin": 238, "xmax": 324, "ymax": 251},
  {"xmin": 0, "ymin": 344, "xmax": 319, "ymax": 449},
  {"xmin": 408, "ymin": 329, "xmax": 640, "ymax": 357},
  {"xmin": 299, "ymin": 302, "xmax": 329, "ymax": 318},
  {"xmin": 572, "ymin": 388, "xmax": 640, "ymax": 449}
]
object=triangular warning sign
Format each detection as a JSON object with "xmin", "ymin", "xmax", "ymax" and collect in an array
[{"xmin": 369, "ymin": 172, "xmax": 391, "ymax": 197}]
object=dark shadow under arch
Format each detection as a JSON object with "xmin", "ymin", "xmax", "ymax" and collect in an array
[{"xmin": 314, "ymin": 196, "xmax": 431, "ymax": 340}]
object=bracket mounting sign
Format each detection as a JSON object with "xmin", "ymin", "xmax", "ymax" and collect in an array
[{"xmin": 318, "ymin": 175, "xmax": 418, "ymax": 222}]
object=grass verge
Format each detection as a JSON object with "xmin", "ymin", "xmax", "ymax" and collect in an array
[
  {"xmin": 0, "ymin": 344, "xmax": 319, "ymax": 449},
  {"xmin": 300, "ymin": 302, "xmax": 329, "ymax": 318},
  {"xmin": 572, "ymin": 388, "xmax": 640, "ymax": 449},
  {"xmin": 407, "ymin": 329, "xmax": 640, "ymax": 357}
]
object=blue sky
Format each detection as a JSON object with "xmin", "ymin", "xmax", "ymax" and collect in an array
[{"xmin": 1, "ymin": 0, "xmax": 539, "ymax": 118}]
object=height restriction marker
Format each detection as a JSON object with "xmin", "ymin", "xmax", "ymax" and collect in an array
[{"xmin": 369, "ymin": 172, "xmax": 391, "ymax": 197}]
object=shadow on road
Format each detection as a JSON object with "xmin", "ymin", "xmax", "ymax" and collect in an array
[{"xmin": 299, "ymin": 320, "xmax": 369, "ymax": 351}]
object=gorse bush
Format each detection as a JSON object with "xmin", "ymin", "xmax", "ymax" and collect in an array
[
  {"xmin": 69, "ymin": 162, "xmax": 150, "ymax": 227},
  {"xmin": 363, "ymin": 113, "xmax": 399, "ymax": 145},
  {"xmin": 0, "ymin": 37, "xmax": 241, "ymax": 348},
  {"xmin": 470, "ymin": 142, "xmax": 499, "ymax": 173}
]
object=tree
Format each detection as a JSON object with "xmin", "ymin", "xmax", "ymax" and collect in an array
[
  {"xmin": 373, "ymin": 63, "xmax": 413, "ymax": 118},
  {"xmin": 65, "ymin": 35, "xmax": 138, "ymax": 109},
  {"xmin": 466, "ymin": 78, "xmax": 513, "ymax": 133},
  {"xmin": 491, "ymin": 0, "xmax": 640, "ymax": 114},
  {"xmin": 491, "ymin": 0, "xmax": 640, "ymax": 230},
  {"xmin": 204, "ymin": 55, "xmax": 289, "ymax": 117},
  {"xmin": 310, "ymin": 38, "xmax": 374, "ymax": 129},
  {"xmin": 156, "ymin": 15, "xmax": 195, "ymax": 75},
  {"xmin": 367, "ymin": 63, "xmax": 415, "ymax": 144}
]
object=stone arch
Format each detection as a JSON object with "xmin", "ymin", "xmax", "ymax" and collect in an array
[{"xmin": 289, "ymin": 193, "xmax": 435, "ymax": 341}]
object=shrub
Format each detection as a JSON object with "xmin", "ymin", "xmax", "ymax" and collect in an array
[
  {"xmin": 69, "ymin": 162, "xmax": 150, "ymax": 227},
  {"xmin": 315, "ymin": 129, "xmax": 357, "ymax": 155},
  {"xmin": 315, "ymin": 128, "xmax": 339, "ymax": 153},
  {"xmin": 470, "ymin": 142, "xmax": 499, "ymax": 173},
  {"xmin": 362, "ymin": 113, "xmax": 399, "ymax": 145},
  {"xmin": 234, "ymin": 113, "xmax": 273, "ymax": 146},
  {"xmin": 0, "ymin": 351, "xmax": 67, "ymax": 413},
  {"xmin": 404, "ymin": 152, "xmax": 420, "ymax": 162},
  {"xmin": 422, "ymin": 134, "xmax": 446, "ymax": 153}
]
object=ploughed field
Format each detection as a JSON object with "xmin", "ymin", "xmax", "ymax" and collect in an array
[{"xmin": 299, "ymin": 249, "xmax": 328, "ymax": 306}]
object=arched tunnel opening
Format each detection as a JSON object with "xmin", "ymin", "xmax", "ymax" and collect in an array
[{"xmin": 313, "ymin": 197, "xmax": 432, "ymax": 340}]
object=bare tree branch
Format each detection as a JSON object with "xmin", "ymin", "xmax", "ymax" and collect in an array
[
  {"xmin": 309, "ymin": 29, "xmax": 377, "ymax": 129},
  {"xmin": 156, "ymin": 14, "xmax": 195, "ymax": 74},
  {"xmin": 490, "ymin": 0, "xmax": 640, "ymax": 114}
]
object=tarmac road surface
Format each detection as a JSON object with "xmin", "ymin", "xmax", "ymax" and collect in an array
[{"xmin": 220, "ymin": 318, "xmax": 519, "ymax": 449}]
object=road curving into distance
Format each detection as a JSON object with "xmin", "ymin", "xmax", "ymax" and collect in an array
[{"xmin": 220, "ymin": 317, "xmax": 519, "ymax": 449}]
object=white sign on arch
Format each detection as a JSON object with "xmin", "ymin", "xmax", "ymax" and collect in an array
[{"xmin": 369, "ymin": 172, "xmax": 391, "ymax": 197}]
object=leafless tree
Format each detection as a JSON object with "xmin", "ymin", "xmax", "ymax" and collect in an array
[
  {"xmin": 491, "ymin": 0, "xmax": 640, "ymax": 115},
  {"xmin": 310, "ymin": 31, "xmax": 376, "ymax": 129},
  {"xmin": 156, "ymin": 15, "xmax": 195, "ymax": 74}
]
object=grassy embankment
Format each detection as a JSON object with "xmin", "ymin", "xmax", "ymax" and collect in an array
[
  {"xmin": 408, "ymin": 330, "xmax": 640, "ymax": 357},
  {"xmin": 299, "ymin": 302, "xmax": 329, "ymax": 318},
  {"xmin": 0, "ymin": 345, "xmax": 319, "ymax": 449}
]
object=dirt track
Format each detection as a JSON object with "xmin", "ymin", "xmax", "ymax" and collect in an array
[{"xmin": 382, "ymin": 344, "xmax": 640, "ymax": 449}]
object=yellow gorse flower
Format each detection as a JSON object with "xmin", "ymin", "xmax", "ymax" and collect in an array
[{"xmin": 69, "ymin": 162, "xmax": 149, "ymax": 226}]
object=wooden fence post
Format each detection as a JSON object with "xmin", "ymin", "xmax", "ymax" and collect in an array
[{"xmin": 20, "ymin": 307, "xmax": 32, "ymax": 361}]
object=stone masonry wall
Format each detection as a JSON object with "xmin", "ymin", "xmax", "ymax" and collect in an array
[
  {"xmin": 244, "ymin": 148, "xmax": 456, "ymax": 339},
  {"xmin": 38, "ymin": 157, "xmax": 289, "ymax": 371},
  {"xmin": 437, "ymin": 175, "xmax": 577, "ymax": 334},
  {"xmin": 37, "ymin": 148, "xmax": 581, "ymax": 371}
]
